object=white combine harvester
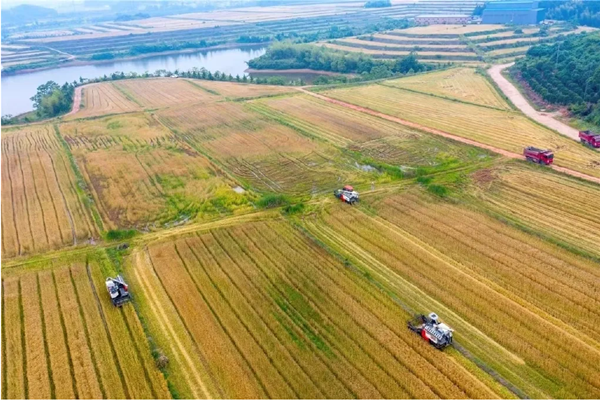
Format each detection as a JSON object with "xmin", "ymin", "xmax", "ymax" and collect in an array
[
  {"xmin": 334, "ymin": 185, "xmax": 359, "ymax": 205},
  {"xmin": 408, "ymin": 312, "xmax": 454, "ymax": 349},
  {"xmin": 105, "ymin": 275, "xmax": 131, "ymax": 307}
]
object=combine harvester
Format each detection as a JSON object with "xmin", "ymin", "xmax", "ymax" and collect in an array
[
  {"xmin": 523, "ymin": 146, "xmax": 554, "ymax": 165},
  {"xmin": 408, "ymin": 312, "xmax": 454, "ymax": 350},
  {"xmin": 579, "ymin": 130, "xmax": 600, "ymax": 148},
  {"xmin": 334, "ymin": 185, "xmax": 359, "ymax": 205},
  {"xmin": 106, "ymin": 275, "xmax": 131, "ymax": 307}
]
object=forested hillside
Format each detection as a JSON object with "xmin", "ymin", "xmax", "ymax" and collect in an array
[
  {"xmin": 515, "ymin": 32, "xmax": 600, "ymax": 125},
  {"xmin": 542, "ymin": 1, "xmax": 600, "ymax": 28}
]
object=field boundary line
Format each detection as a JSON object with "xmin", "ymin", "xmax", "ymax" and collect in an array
[{"xmin": 298, "ymin": 88, "xmax": 600, "ymax": 185}]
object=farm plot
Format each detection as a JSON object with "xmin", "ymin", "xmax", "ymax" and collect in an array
[
  {"xmin": 157, "ymin": 101, "xmax": 353, "ymax": 195},
  {"xmin": 1, "ymin": 125, "xmax": 98, "ymax": 259},
  {"xmin": 251, "ymin": 94, "xmax": 493, "ymax": 168},
  {"xmin": 322, "ymin": 84, "xmax": 600, "ymax": 178},
  {"xmin": 185, "ymin": 79, "xmax": 294, "ymax": 99},
  {"xmin": 319, "ymin": 43, "xmax": 479, "ymax": 60},
  {"xmin": 302, "ymin": 191, "xmax": 600, "ymax": 398},
  {"xmin": 59, "ymin": 113, "xmax": 247, "ymax": 229},
  {"xmin": 130, "ymin": 219, "xmax": 505, "ymax": 398},
  {"xmin": 72, "ymin": 83, "xmax": 141, "ymax": 119},
  {"xmin": 1, "ymin": 259, "xmax": 170, "ymax": 399},
  {"xmin": 111, "ymin": 79, "xmax": 219, "ymax": 109},
  {"xmin": 470, "ymin": 164, "xmax": 600, "ymax": 259},
  {"xmin": 384, "ymin": 68, "xmax": 511, "ymax": 109}
]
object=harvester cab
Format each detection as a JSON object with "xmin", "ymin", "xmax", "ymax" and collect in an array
[
  {"xmin": 334, "ymin": 185, "xmax": 359, "ymax": 204},
  {"xmin": 106, "ymin": 275, "xmax": 131, "ymax": 307},
  {"xmin": 408, "ymin": 312, "xmax": 454, "ymax": 350}
]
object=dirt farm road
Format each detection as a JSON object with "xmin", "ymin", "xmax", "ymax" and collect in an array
[
  {"xmin": 67, "ymin": 85, "xmax": 83, "ymax": 116},
  {"xmin": 299, "ymin": 88, "xmax": 600, "ymax": 185},
  {"xmin": 488, "ymin": 63, "xmax": 581, "ymax": 141}
]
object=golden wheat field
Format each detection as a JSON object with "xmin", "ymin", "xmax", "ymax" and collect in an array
[
  {"xmin": 383, "ymin": 68, "xmax": 511, "ymax": 109},
  {"xmin": 1, "ymin": 125, "xmax": 98, "ymax": 258},
  {"xmin": 2, "ymin": 256, "xmax": 170, "ymax": 399},
  {"xmin": 59, "ymin": 113, "xmax": 246, "ymax": 229},
  {"xmin": 3, "ymin": 75, "xmax": 600, "ymax": 400},
  {"xmin": 322, "ymin": 83, "xmax": 600, "ymax": 178}
]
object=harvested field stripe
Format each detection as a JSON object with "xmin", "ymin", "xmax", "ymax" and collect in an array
[
  {"xmin": 205, "ymin": 230, "xmax": 351, "ymax": 398},
  {"xmin": 2, "ymin": 282, "xmax": 7, "ymax": 400},
  {"xmin": 69, "ymin": 266, "xmax": 107, "ymax": 399},
  {"xmin": 211, "ymin": 230, "xmax": 408, "ymax": 398},
  {"xmin": 146, "ymin": 245, "xmax": 264, "ymax": 398},
  {"xmin": 38, "ymin": 270, "xmax": 76, "ymax": 399},
  {"xmin": 15, "ymin": 143, "xmax": 42, "ymax": 251},
  {"xmin": 4, "ymin": 278, "xmax": 26, "ymax": 399},
  {"xmin": 53, "ymin": 266, "xmax": 102, "ymax": 398},
  {"xmin": 37, "ymin": 274, "xmax": 56, "ymax": 399},
  {"xmin": 21, "ymin": 273, "xmax": 52, "ymax": 399},
  {"xmin": 183, "ymin": 235, "xmax": 309, "ymax": 398},
  {"xmin": 233, "ymin": 226, "xmax": 381, "ymax": 399},
  {"xmin": 194, "ymin": 233, "xmax": 325, "ymax": 398},
  {"xmin": 132, "ymin": 251, "xmax": 212, "ymax": 399},
  {"xmin": 172, "ymin": 243, "xmax": 281, "ymax": 398}
]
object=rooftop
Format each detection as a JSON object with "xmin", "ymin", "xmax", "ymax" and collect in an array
[{"xmin": 416, "ymin": 14, "xmax": 470, "ymax": 18}]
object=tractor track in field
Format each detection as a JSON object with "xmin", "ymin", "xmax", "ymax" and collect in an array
[{"xmin": 298, "ymin": 88, "xmax": 600, "ymax": 186}]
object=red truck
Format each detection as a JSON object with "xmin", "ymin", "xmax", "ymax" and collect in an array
[
  {"xmin": 579, "ymin": 130, "xmax": 600, "ymax": 148},
  {"xmin": 524, "ymin": 147, "xmax": 554, "ymax": 165}
]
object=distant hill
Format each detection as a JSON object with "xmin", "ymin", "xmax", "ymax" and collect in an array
[
  {"xmin": 515, "ymin": 32, "xmax": 600, "ymax": 126},
  {"xmin": 3, "ymin": 4, "xmax": 58, "ymax": 23}
]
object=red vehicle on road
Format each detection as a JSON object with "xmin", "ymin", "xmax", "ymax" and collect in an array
[
  {"xmin": 524, "ymin": 147, "xmax": 554, "ymax": 165},
  {"xmin": 579, "ymin": 130, "xmax": 600, "ymax": 148}
]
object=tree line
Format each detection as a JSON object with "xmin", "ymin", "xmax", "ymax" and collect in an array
[
  {"xmin": 247, "ymin": 42, "xmax": 430, "ymax": 76},
  {"xmin": 542, "ymin": 1, "xmax": 600, "ymax": 28},
  {"xmin": 515, "ymin": 32, "xmax": 600, "ymax": 126}
]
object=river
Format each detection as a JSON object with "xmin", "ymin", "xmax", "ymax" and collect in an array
[{"xmin": 1, "ymin": 45, "xmax": 266, "ymax": 117}]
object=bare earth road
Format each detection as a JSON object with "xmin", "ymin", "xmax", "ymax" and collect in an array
[
  {"xmin": 488, "ymin": 63, "xmax": 580, "ymax": 141},
  {"xmin": 67, "ymin": 85, "xmax": 83, "ymax": 116},
  {"xmin": 298, "ymin": 88, "xmax": 600, "ymax": 185}
]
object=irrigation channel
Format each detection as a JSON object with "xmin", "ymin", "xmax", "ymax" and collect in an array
[{"xmin": 2, "ymin": 45, "xmax": 267, "ymax": 117}]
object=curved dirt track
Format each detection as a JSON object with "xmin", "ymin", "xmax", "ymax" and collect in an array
[
  {"xmin": 298, "ymin": 88, "xmax": 600, "ymax": 185},
  {"xmin": 488, "ymin": 63, "xmax": 580, "ymax": 141},
  {"xmin": 67, "ymin": 85, "xmax": 83, "ymax": 116}
]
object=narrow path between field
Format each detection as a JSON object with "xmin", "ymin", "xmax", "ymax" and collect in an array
[
  {"xmin": 297, "ymin": 88, "xmax": 600, "ymax": 185},
  {"xmin": 67, "ymin": 86, "xmax": 83, "ymax": 116},
  {"xmin": 487, "ymin": 63, "xmax": 580, "ymax": 141}
]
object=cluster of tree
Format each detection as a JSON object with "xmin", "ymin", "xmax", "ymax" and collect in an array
[
  {"xmin": 115, "ymin": 13, "xmax": 151, "ymax": 22},
  {"xmin": 515, "ymin": 33, "xmax": 600, "ymax": 125},
  {"xmin": 236, "ymin": 35, "xmax": 271, "ymax": 43},
  {"xmin": 2, "ymin": 80, "xmax": 75, "ymax": 125},
  {"xmin": 365, "ymin": 0, "xmax": 392, "ymax": 8},
  {"xmin": 247, "ymin": 42, "xmax": 428, "ymax": 76},
  {"xmin": 542, "ymin": 1, "xmax": 600, "ymax": 28},
  {"xmin": 91, "ymin": 40, "xmax": 223, "ymax": 60}
]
